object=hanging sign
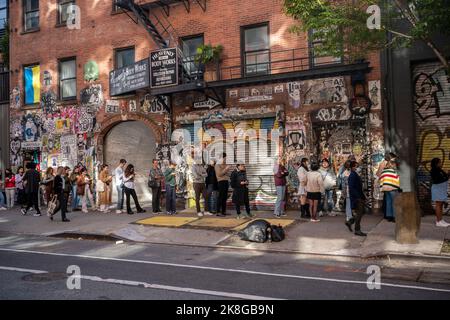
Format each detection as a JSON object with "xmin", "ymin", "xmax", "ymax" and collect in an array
[{"xmin": 150, "ymin": 48, "xmax": 179, "ymax": 88}]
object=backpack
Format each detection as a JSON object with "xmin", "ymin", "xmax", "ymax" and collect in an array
[{"xmin": 238, "ymin": 219, "xmax": 271, "ymax": 243}]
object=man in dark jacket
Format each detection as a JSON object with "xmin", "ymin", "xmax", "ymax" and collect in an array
[
  {"xmin": 231, "ymin": 164, "xmax": 253, "ymax": 219},
  {"xmin": 347, "ymin": 161, "xmax": 366, "ymax": 236},
  {"xmin": 21, "ymin": 163, "xmax": 41, "ymax": 216}
]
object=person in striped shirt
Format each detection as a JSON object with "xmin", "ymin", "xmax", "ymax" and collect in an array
[{"xmin": 378, "ymin": 156, "xmax": 401, "ymax": 222}]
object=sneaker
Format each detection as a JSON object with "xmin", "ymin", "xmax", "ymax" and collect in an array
[
  {"xmin": 310, "ymin": 218, "xmax": 320, "ymax": 223},
  {"xmin": 166, "ymin": 212, "xmax": 172, "ymax": 215},
  {"xmin": 82, "ymin": 210, "xmax": 88, "ymax": 214},
  {"xmin": 204, "ymin": 211, "xmax": 214, "ymax": 216},
  {"xmin": 33, "ymin": 213, "xmax": 41, "ymax": 217},
  {"xmin": 318, "ymin": 211, "xmax": 324, "ymax": 217},
  {"xmin": 0, "ymin": 207, "xmax": 6, "ymax": 210},
  {"xmin": 197, "ymin": 212, "xmax": 204, "ymax": 217},
  {"xmin": 236, "ymin": 215, "xmax": 241, "ymax": 219},
  {"xmin": 155, "ymin": 211, "xmax": 162, "ymax": 215},
  {"xmin": 116, "ymin": 210, "xmax": 122, "ymax": 214},
  {"xmin": 274, "ymin": 214, "xmax": 281, "ymax": 219},
  {"xmin": 21, "ymin": 208, "xmax": 27, "ymax": 215},
  {"xmin": 436, "ymin": 220, "xmax": 450, "ymax": 227},
  {"xmin": 280, "ymin": 212, "xmax": 287, "ymax": 217}
]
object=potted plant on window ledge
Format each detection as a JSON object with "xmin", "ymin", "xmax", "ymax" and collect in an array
[{"xmin": 194, "ymin": 44, "xmax": 223, "ymax": 82}]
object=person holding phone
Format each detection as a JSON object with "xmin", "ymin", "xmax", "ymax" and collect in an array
[
  {"xmin": 123, "ymin": 164, "xmax": 146, "ymax": 215},
  {"xmin": 164, "ymin": 162, "xmax": 177, "ymax": 215}
]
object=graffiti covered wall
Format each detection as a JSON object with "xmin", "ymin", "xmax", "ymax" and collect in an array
[{"xmin": 413, "ymin": 62, "xmax": 450, "ymax": 214}]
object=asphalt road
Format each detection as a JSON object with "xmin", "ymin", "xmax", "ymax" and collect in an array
[{"xmin": 0, "ymin": 233, "xmax": 449, "ymax": 300}]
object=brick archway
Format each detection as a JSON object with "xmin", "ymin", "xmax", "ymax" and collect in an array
[{"xmin": 96, "ymin": 113, "xmax": 164, "ymax": 164}]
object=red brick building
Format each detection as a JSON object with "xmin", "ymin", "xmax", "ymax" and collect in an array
[{"xmin": 9, "ymin": 0, "xmax": 384, "ymax": 210}]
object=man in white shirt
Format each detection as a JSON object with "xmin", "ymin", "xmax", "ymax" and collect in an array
[{"xmin": 115, "ymin": 159, "xmax": 127, "ymax": 214}]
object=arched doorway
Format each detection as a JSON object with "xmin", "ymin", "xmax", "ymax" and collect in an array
[{"xmin": 104, "ymin": 121, "xmax": 156, "ymax": 205}]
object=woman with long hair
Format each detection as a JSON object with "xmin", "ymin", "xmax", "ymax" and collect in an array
[
  {"xmin": 305, "ymin": 162, "xmax": 324, "ymax": 222},
  {"xmin": 42, "ymin": 167, "xmax": 55, "ymax": 206},
  {"xmin": 123, "ymin": 164, "xmax": 146, "ymax": 215},
  {"xmin": 5, "ymin": 168, "xmax": 16, "ymax": 209},
  {"xmin": 98, "ymin": 164, "xmax": 113, "ymax": 212},
  {"xmin": 430, "ymin": 158, "xmax": 449, "ymax": 227},
  {"xmin": 297, "ymin": 158, "xmax": 310, "ymax": 218}
]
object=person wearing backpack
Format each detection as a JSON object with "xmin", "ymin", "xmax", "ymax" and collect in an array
[
  {"xmin": 231, "ymin": 164, "xmax": 253, "ymax": 219},
  {"xmin": 149, "ymin": 159, "xmax": 163, "ymax": 214}
]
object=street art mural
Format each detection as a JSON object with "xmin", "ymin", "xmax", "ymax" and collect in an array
[
  {"xmin": 302, "ymin": 77, "xmax": 348, "ymax": 105},
  {"xmin": 80, "ymin": 84, "xmax": 103, "ymax": 112},
  {"xmin": 414, "ymin": 62, "xmax": 450, "ymax": 214},
  {"xmin": 10, "ymin": 87, "xmax": 21, "ymax": 110},
  {"xmin": 84, "ymin": 60, "xmax": 100, "ymax": 82},
  {"xmin": 369, "ymin": 80, "xmax": 381, "ymax": 110}
]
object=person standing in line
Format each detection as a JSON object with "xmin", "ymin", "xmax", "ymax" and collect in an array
[
  {"xmin": 149, "ymin": 159, "xmax": 163, "ymax": 214},
  {"xmin": 231, "ymin": 164, "xmax": 253, "ymax": 219},
  {"xmin": 379, "ymin": 157, "xmax": 401, "ymax": 223},
  {"xmin": 21, "ymin": 163, "xmax": 42, "ymax": 217},
  {"xmin": 305, "ymin": 162, "xmax": 324, "ymax": 222},
  {"xmin": 98, "ymin": 164, "xmax": 113, "ymax": 213},
  {"xmin": 0, "ymin": 173, "xmax": 7, "ymax": 210},
  {"xmin": 430, "ymin": 158, "xmax": 450, "ymax": 227},
  {"xmin": 70, "ymin": 166, "xmax": 81, "ymax": 211},
  {"xmin": 205, "ymin": 159, "xmax": 219, "ymax": 214},
  {"xmin": 164, "ymin": 162, "xmax": 177, "ymax": 215},
  {"xmin": 215, "ymin": 153, "xmax": 231, "ymax": 217},
  {"xmin": 52, "ymin": 166, "xmax": 70, "ymax": 222},
  {"xmin": 274, "ymin": 158, "xmax": 289, "ymax": 218},
  {"xmin": 319, "ymin": 158, "xmax": 337, "ymax": 216},
  {"xmin": 192, "ymin": 161, "xmax": 212, "ymax": 217},
  {"xmin": 340, "ymin": 160, "xmax": 354, "ymax": 231},
  {"xmin": 348, "ymin": 161, "xmax": 367, "ymax": 236},
  {"xmin": 297, "ymin": 158, "xmax": 310, "ymax": 218},
  {"xmin": 123, "ymin": 164, "xmax": 146, "ymax": 215},
  {"xmin": 4, "ymin": 169, "xmax": 16, "ymax": 209},
  {"xmin": 15, "ymin": 166, "xmax": 25, "ymax": 206},
  {"xmin": 77, "ymin": 168, "xmax": 96, "ymax": 213},
  {"xmin": 114, "ymin": 159, "xmax": 127, "ymax": 214},
  {"xmin": 42, "ymin": 167, "xmax": 55, "ymax": 206}
]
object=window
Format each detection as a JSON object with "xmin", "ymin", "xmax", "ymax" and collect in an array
[
  {"xmin": 115, "ymin": 47, "xmax": 135, "ymax": 69},
  {"xmin": 58, "ymin": 0, "xmax": 76, "ymax": 25},
  {"xmin": 59, "ymin": 58, "xmax": 76, "ymax": 100},
  {"xmin": 24, "ymin": 64, "xmax": 40, "ymax": 105},
  {"xmin": 242, "ymin": 24, "xmax": 270, "ymax": 76},
  {"xmin": 0, "ymin": 0, "xmax": 7, "ymax": 34},
  {"xmin": 181, "ymin": 35, "xmax": 204, "ymax": 79},
  {"xmin": 24, "ymin": 0, "xmax": 39, "ymax": 31},
  {"xmin": 309, "ymin": 29, "xmax": 342, "ymax": 67}
]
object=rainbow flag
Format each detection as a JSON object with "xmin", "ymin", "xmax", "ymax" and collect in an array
[{"xmin": 24, "ymin": 65, "xmax": 41, "ymax": 104}]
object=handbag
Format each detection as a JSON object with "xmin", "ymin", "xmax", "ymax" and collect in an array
[
  {"xmin": 47, "ymin": 195, "xmax": 59, "ymax": 217},
  {"xmin": 97, "ymin": 179, "xmax": 105, "ymax": 192}
]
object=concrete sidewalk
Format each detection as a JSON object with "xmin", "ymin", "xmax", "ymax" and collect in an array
[{"xmin": 0, "ymin": 206, "xmax": 449, "ymax": 260}]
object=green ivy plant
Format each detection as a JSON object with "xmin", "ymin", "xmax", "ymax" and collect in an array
[{"xmin": 194, "ymin": 44, "xmax": 224, "ymax": 65}]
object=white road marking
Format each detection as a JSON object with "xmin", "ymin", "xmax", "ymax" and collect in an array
[
  {"xmin": 0, "ymin": 247, "xmax": 450, "ymax": 294},
  {"xmin": 0, "ymin": 265, "xmax": 279, "ymax": 300}
]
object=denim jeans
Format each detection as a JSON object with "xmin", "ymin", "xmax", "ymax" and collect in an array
[
  {"xmin": 0, "ymin": 191, "xmax": 5, "ymax": 207},
  {"xmin": 71, "ymin": 185, "xmax": 80, "ymax": 210},
  {"xmin": 274, "ymin": 186, "xmax": 286, "ymax": 216},
  {"xmin": 206, "ymin": 184, "xmax": 218, "ymax": 213},
  {"xmin": 165, "ymin": 185, "xmax": 176, "ymax": 214},
  {"xmin": 116, "ymin": 185, "xmax": 124, "ymax": 210},
  {"xmin": 345, "ymin": 197, "xmax": 352, "ymax": 221},
  {"xmin": 385, "ymin": 190, "xmax": 398, "ymax": 218},
  {"xmin": 320, "ymin": 189, "xmax": 334, "ymax": 212}
]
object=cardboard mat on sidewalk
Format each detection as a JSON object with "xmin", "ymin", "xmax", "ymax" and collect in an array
[{"xmin": 135, "ymin": 216, "xmax": 198, "ymax": 227}]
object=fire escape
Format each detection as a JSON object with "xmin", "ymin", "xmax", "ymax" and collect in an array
[{"xmin": 114, "ymin": 0, "xmax": 219, "ymax": 110}]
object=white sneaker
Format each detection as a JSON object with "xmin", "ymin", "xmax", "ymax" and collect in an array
[
  {"xmin": 436, "ymin": 220, "xmax": 450, "ymax": 227},
  {"xmin": 116, "ymin": 210, "xmax": 122, "ymax": 214},
  {"xmin": 82, "ymin": 210, "xmax": 89, "ymax": 214},
  {"xmin": 197, "ymin": 212, "xmax": 204, "ymax": 217},
  {"xmin": 33, "ymin": 213, "xmax": 41, "ymax": 217},
  {"xmin": 0, "ymin": 207, "xmax": 6, "ymax": 210},
  {"xmin": 204, "ymin": 211, "xmax": 213, "ymax": 216}
]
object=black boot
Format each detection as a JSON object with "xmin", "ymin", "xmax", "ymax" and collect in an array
[
  {"xmin": 304, "ymin": 204, "xmax": 311, "ymax": 218},
  {"xmin": 300, "ymin": 205, "xmax": 305, "ymax": 218}
]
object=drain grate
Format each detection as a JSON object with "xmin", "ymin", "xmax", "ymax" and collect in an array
[
  {"xmin": 22, "ymin": 272, "xmax": 68, "ymax": 282},
  {"xmin": 49, "ymin": 232, "xmax": 126, "ymax": 242}
]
